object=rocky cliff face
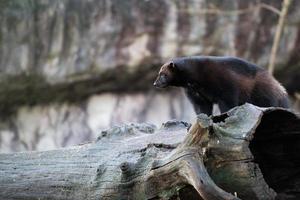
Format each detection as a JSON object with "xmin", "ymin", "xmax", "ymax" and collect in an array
[
  {"xmin": 1, "ymin": 0, "xmax": 300, "ymax": 82},
  {"xmin": 0, "ymin": 0, "xmax": 299, "ymax": 152}
]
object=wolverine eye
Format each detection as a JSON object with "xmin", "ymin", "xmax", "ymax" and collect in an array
[
  {"xmin": 161, "ymin": 74, "xmax": 166, "ymax": 78},
  {"xmin": 160, "ymin": 74, "xmax": 167, "ymax": 83}
]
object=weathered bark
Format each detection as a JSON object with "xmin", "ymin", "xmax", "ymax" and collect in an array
[{"xmin": 0, "ymin": 104, "xmax": 300, "ymax": 200}]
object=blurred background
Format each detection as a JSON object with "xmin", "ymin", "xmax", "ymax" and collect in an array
[{"xmin": 0, "ymin": 0, "xmax": 299, "ymax": 152}]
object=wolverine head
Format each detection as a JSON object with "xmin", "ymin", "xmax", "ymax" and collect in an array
[{"xmin": 153, "ymin": 61, "xmax": 177, "ymax": 88}]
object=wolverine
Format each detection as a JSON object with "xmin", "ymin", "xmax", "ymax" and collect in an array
[{"xmin": 153, "ymin": 56, "xmax": 289, "ymax": 115}]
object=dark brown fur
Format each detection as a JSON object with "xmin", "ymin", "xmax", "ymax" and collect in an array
[{"xmin": 153, "ymin": 56, "xmax": 289, "ymax": 115}]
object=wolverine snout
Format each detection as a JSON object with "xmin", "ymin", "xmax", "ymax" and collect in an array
[
  {"xmin": 153, "ymin": 80, "xmax": 162, "ymax": 88},
  {"xmin": 153, "ymin": 79, "xmax": 167, "ymax": 88}
]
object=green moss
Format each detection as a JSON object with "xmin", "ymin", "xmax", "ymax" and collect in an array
[
  {"xmin": 158, "ymin": 186, "xmax": 183, "ymax": 199},
  {"xmin": 0, "ymin": 0, "xmax": 34, "ymax": 16}
]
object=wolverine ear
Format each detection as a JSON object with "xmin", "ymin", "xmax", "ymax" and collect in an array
[{"xmin": 169, "ymin": 61, "xmax": 176, "ymax": 70}]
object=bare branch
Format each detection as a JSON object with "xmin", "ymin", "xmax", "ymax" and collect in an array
[
  {"xmin": 180, "ymin": 3, "xmax": 280, "ymax": 16},
  {"xmin": 268, "ymin": 0, "xmax": 293, "ymax": 74},
  {"xmin": 260, "ymin": 3, "xmax": 281, "ymax": 15}
]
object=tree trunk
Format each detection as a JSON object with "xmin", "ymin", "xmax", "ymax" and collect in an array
[{"xmin": 0, "ymin": 103, "xmax": 299, "ymax": 200}]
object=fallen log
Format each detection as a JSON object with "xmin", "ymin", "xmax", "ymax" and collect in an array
[{"xmin": 0, "ymin": 103, "xmax": 299, "ymax": 200}]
